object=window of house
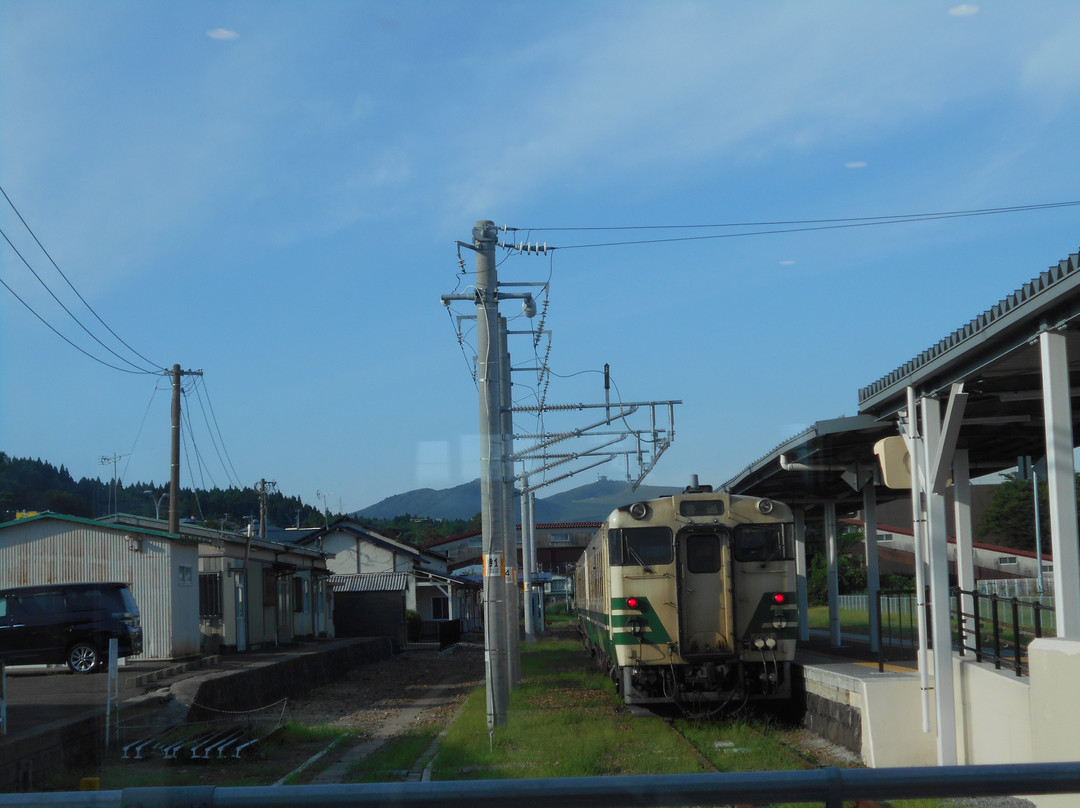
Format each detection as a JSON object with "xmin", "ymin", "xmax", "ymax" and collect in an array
[
  {"xmin": 549, "ymin": 533, "xmax": 571, "ymax": 544},
  {"xmin": 263, "ymin": 568, "xmax": 277, "ymax": 607},
  {"xmin": 293, "ymin": 577, "xmax": 305, "ymax": 613},
  {"xmin": 432, "ymin": 596, "xmax": 449, "ymax": 620},
  {"xmin": 178, "ymin": 565, "xmax": 194, "ymax": 587},
  {"xmin": 199, "ymin": 572, "xmax": 223, "ymax": 618},
  {"xmin": 997, "ymin": 556, "xmax": 1018, "ymax": 567}
]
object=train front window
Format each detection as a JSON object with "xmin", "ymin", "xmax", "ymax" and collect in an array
[
  {"xmin": 610, "ymin": 526, "xmax": 673, "ymax": 567},
  {"xmin": 684, "ymin": 532, "xmax": 723, "ymax": 573},
  {"xmin": 733, "ymin": 524, "xmax": 790, "ymax": 562}
]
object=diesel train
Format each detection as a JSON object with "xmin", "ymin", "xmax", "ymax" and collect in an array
[{"xmin": 575, "ymin": 477, "xmax": 798, "ymax": 709}]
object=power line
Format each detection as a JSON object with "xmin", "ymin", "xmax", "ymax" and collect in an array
[
  {"xmin": 0, "ymin": 271, "xmax": 152, "ymax": 374},
  {"xmin": 509, "ymin": 200, "xmax": 1080, "ymax": 250},
  {"xmin": 0, "ymin": 185, "xmax": 162, "ymax": 373}
]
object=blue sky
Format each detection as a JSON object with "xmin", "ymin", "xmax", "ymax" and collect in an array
[{"xmin": 2, "ymin": 1, "xmax": 1079, "ymax": 516}]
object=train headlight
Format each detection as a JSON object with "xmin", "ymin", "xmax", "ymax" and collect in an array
[
  {"xmin": 628, "ymin": 502, "xmax": 649, "ymax": 520},
  {"xmin": 757, "ymin": 498, "xmax": 774, "ymax": 515}
]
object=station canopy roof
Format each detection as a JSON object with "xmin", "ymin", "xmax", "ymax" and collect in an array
[{"xmin": 722, "ymin": 249, "xmax": 1080, "ymax": 511}]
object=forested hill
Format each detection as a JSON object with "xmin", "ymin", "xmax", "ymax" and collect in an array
[
  {"xmin": 4, "ymin": 452, "xmax": 1055, "ymax": 553},
  {"xmin": 0, "ymin": 452, "xmax": 325, "ymax": 528}
]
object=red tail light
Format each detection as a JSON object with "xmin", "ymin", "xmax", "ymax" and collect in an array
[
  {"xmin": 626, "ymin": 597, "xmax": 646, "ymax": 611},
  {"xmin": 772, "ymin": 592, "xmax": 786, "ymax": 604}
]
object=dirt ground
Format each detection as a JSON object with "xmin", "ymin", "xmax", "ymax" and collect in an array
[{"xmin": 283, "ymin": 642, "xmax": 486, "ymax": 738}]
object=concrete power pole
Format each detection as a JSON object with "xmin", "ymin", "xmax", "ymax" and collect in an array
[
  {"xmin": 475, "ymin": 221, "xmax": 510, "ymax": 730},
  {"xmin": 499, "ymin": 315, "xmax": 521, "ymax": 685}
]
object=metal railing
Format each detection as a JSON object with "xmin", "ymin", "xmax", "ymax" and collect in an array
[
  {"xmin": 408, "ymin": 619, "xmax": 462, "ymax": 650},
  {"xmin": 953, "ymin": 587, "xmax": 1056, "ymax": 677},
  {"xmin": 874, "ymin": 589, "xmax": 926, "ymax": 672},
  {"xmin": 5, "ymin": 762, "xmax": 1080, "ymax": 807},
  {"xmin": 868, "ymin": 587, "xmax": 1057, "ymax": 676}
]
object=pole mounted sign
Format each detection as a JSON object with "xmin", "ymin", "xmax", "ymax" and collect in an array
[{"xmin": 483, "ymin": 552, "xmax": 503, "ymax": 579}]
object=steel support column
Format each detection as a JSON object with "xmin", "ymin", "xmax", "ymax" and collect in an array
[
  {"xmin": 953, "ymin": 450, "xmax": 976, "ymax": 645},
  {"xmin": 921, "ymin": 395, "xmax": 958, "ymax": 765},
  {"xmin": 825, "ymin": 502, "xmax": 841, "ymax": 647},
  {"xmin": 1040, "ymin": 330, "xmax": 1080, "ymax": 639},
  {"xmin": 863, "ymin": 485, "xmax": 880, "ymax": 653},
  {"xmin": 794, "ymin": 508, "xmax": 810, "ymax": 643}
]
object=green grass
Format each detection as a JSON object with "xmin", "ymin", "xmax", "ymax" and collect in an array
[
  {"xmin": 345, "ymin": 728, "xmax": 439, "ymax": 782},
  {"xmin": 432, "ymin": 638, "xmax": 709, "ymax": 779}
]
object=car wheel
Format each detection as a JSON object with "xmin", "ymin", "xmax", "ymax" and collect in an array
[{"xmin": 67, "ymin": 641, "xmax": 100, "ymax": 673}]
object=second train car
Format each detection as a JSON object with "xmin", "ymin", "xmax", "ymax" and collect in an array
[{"xmin": 575, "ymin": 477, "xmax": 798, "ymax": 708}]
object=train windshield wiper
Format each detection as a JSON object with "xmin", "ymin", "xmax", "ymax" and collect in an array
[{"xmin": 626, "ymin": 542, "xmax": 654, "ymax": 574}]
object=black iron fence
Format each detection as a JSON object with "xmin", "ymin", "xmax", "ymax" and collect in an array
[
  {"xmin": 952, "ymin": 587, "xmax": 1056, "ymax": 677},
  {"xmin": 875, "ymin": 588, "xmax": 927, "ymax": 672},
  {"xmin": 408, "ymin": 619, "xmax": 461, "ymax": 650},
  {"xmin": 874, "ymin": 587, "xmax": 1057, "ymax": 676}
]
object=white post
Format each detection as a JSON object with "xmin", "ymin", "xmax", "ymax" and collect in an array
[
  {"xmin": 794, "ymin": 508, "xmax": 810, "ymax": 643},
  {"xmin": 954, "ymin": 450, "xmax": 976, "ymax": 646},
  {"xmin": 903, "ymin": 388, "xmax": 933, "ymax": 733},
  {"xmin": 1040, "ymin": 330, "xmax": 1080, "ymax": 638},
  {"xmin": 921, "ymin": 395, "xmax": 958, "ymax": 766}
]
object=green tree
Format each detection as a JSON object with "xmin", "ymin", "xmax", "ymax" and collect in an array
[{"xmin": 976, "ymin": 472, "xmax": 1048, "ymax": 551}]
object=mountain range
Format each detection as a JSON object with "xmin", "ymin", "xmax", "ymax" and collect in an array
[{"xmin": 354, "ymin": 476, "xmax": 684, "ymax": 524}]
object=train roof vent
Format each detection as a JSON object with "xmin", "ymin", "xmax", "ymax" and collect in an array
[{"xmin": 683, "ymin": 474, "xmax": 713, "ymax": 494}]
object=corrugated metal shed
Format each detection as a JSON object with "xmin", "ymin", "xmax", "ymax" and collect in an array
[
  {"xmin": 0, "ymin": 513, "xmax": 203, "ymax": 660},
  {"xmin": 329, "ymin": 572, "xmax": 409, "ymax": 593}
]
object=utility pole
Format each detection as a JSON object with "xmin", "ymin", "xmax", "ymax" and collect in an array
[
  {"xmin": 98, "ymin": 453, "xmax": 128, "ymax": 515},
  {"xmin": 475, "ymin": 221, "xmax": 510, "ymax": 729},
  {"xmin": 499, "ymin": 315, "xmax": 520, "ymax": 685},
  {"xmin": 257, "ymin": 479, "xmax": 277, "ymax": 540},
  {"xmin": 168, "ymin": 364, "xmax": 202, "ymax": 534},
  {"xmin": 438, "ymin": 221, "xmax": 554, "ymax": 730}
]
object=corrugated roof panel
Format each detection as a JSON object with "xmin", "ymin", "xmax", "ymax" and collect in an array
[
  {"xmin": 329, "ymin": 572, "xmax": 409, "ymax": 593},
  {"xmin": 858, "ymin": 249, "xmax": 1080, "ymax": 407}
]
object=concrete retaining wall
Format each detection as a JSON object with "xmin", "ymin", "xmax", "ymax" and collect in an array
[
  {"xmin": 0, "ymin": 638, "xmax": 393, "ymax": 792},
  {"xmin": 187, "ymin": 637, "xmax": 393, "ymax": 719}
]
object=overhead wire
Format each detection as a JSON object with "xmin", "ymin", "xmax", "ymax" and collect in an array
[
  {"xmin": 0, "ymin": 270, "xmax": 152, "ymax": 375},
  {"xmin": 0, "ymin": 184, "xmax": 162, "ymax": 373},
  {"xmin": 189, "ymin": 376, "xmax": 241, "ymax": 489},
  {"xmin": 512, "ymin": 200, "xmax": 1080, "ymax": 250}
]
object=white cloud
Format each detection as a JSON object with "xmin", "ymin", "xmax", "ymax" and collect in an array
[
  {"xmin": 207, "ymin": 28, "xmax": 238, "ymax": 40},
  {"xmin": 948, "ymin": 5, "xmax": 979, "ymax": 17},
  {"xmin": 779, "ymin": 260, "xmax": 797, "ymax": 266},
  {"xmin": 846, "ymin": 161, "xmax": 868, "ymax": 169}
]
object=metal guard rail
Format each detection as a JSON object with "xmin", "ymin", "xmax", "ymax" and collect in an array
[{"xmin": 5, "ymin": 762, "xmax": 1080, "ymax": 808}]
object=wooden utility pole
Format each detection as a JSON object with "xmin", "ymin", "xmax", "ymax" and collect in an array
[{"xmin": 168, "ymin": 364, "xmax": 202, "ymax": 534}]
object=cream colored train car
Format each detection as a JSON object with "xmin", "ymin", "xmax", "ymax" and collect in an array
[{"xmin": 575, "ymin": 478, "xmax": 798, "ymax": 707}]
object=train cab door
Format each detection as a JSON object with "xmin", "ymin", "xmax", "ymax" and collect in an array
[{"xmin": 675, "ymin": 528, "xmax": 734, "ymax": 657}]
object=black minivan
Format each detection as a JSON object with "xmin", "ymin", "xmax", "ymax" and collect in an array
[{"xmin": 0, "ymin": 582, "xmax": 143, "ymax": 673}]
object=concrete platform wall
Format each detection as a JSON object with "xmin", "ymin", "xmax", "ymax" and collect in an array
[{"xmin": 0, "ymin": 638, "xmax": 394, "ymax": 792}]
